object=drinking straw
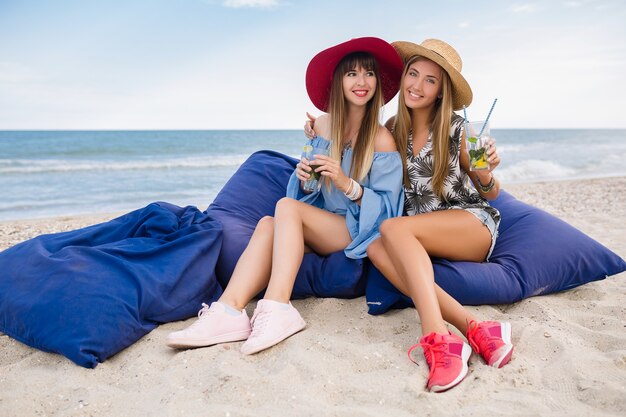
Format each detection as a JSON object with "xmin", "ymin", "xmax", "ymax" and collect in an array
[
  {"xmin": 478, "ymin": 98, "xmax": 498, "ymax": 137},
  {"xmin": 462, "ymin": 105, "xmax": 470, "ymax": 138}
]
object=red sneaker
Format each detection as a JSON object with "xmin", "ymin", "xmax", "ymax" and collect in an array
[
  {"xmin": 408, "ymin": 332, "xmax": 471, "ymax": 393},
  {"xmin": 466, "ymin": 320, "xmax": 513, "ymax": 368}
]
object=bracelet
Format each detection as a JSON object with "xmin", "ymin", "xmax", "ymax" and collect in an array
[
  {"xmin": 344, "ymin": 178, "xmax": 362, "ymax": 201},
  {"xmin": 476, "ymin": 174, "xmax": 495, "ymax": 193}
]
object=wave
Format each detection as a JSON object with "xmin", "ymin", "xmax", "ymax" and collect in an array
[
  {"xmin": 0, "ymin": 154, "xmax": 254, "ymax": 174},
  {"xmin": 498, "ymin": 160, "xmax": 577, "ymax": 183}
]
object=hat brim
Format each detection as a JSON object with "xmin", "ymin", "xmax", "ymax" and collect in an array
[
  {"xmin": 392, "ymin": 41, "xmax": 473, "ymax": 110},
  {"xmin": 306, "ymin": 37, "xmax": 403, "ymax": 112}
]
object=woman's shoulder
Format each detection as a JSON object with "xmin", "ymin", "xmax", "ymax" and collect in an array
[{"xmin": 373, "ymin": 125, "xmax": 397, "ymax": 152}]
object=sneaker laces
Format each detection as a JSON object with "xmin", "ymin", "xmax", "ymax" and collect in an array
[
  {"xmin": 182, "ymin": 303, "xmax": 214, "ymax": 332},
  {"xmin": 466, "ymin": 319, "xmax": 489, "ymax": 354},
  {"xmin": 197, "ymin": 303, "xmax": 211, "ymax": 319},
  {"xmin": 249, "ymin": 308, "xmax": 272, "ymax": 338},
  {"xmin": 407, "ymin": 337, "xmax": 449, "ymax": 383}
]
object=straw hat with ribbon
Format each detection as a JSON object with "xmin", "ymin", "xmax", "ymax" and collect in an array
[
  {"xmin": 306, "ymin": 37, "xmax": 403, "ymax": 112},
  {"xmin": 392, "ymin": 39, "xmax": 472, "ymax": 110}
]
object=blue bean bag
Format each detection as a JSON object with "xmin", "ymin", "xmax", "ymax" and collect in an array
[{"xmin": 0, "ymin": 203, "xmax": 224, "ymax": 368}]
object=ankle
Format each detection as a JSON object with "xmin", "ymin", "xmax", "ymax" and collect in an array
[
  {"xmin": 422, "ymin": 324, "xmax": 449, "ymax": 337},
  {"xmin": 216, "ymin": 299, "xmax": 245, "ymax": 312},
  {"xmin": 262, "ymin": 295, "xmax": 291, "ymax": 305},
  {"xmin": 260, "ymin": 298, "xmax": 291, "ymax": 309}
]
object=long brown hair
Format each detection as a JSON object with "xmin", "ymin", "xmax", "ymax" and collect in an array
[
  {"xmin": 326, "ymin": 52, "xmax": 384, "ymax": 182},
  {"xmin": 392, "ymin": 56, "xmax": 454, "ymax": 199}
]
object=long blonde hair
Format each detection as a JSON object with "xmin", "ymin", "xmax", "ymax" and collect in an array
[
  {"xmin": 392, "ymin": 56, "xmax": 454, "ymax": 199},
  {"xmin": 326, "ymin": 52, "xmax": 384, "ymax": 182}
]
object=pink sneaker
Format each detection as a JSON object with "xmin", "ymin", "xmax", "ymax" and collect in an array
[
  {"xmin": 240, "ymin": 299, "xmax": 306, "ymax": 355},
  {"xmin": 466, "ymin": 320, "xmax": 513, "ymax": 368},
  {"xmin": 165, "ymin": 302, "xmax": 251, "ymax": 349},
  {"xmin": 408, "ymin": 332, "xmax": 472, "ymax": 393}
]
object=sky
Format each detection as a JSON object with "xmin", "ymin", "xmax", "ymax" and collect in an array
[{"xmin": 1, "ymin": 0, "xmax": 625, "ymax": 130}]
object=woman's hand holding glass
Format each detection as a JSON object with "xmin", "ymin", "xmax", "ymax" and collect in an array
[
  {"xmin": 295, "ymin": 157, "xmax": 314, "ymax": 182},
  {"xmin": 485, "ymin": 138, "xmax": 500, "ymax": 172},
  {"xmin": 309, "ymin": 154, "xmax": 351, "ymax": 193}
]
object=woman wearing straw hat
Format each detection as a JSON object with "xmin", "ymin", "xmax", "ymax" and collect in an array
[
  {"xmin": 365, "ymin": 39, "xmax": 512, "ymax": 392},
  {"xmin": 166, "ymin": 37, "xmax": 404, "ymax": 355}
]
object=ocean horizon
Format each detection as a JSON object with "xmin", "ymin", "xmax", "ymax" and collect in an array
[{"xmin": 1, "ymin": 129, "xmax": 625, "ymax": 221}]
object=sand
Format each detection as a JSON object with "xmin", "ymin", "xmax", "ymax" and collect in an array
[{"xmin": 0, "ymin": 176, "xmax": 625, "ymax": 417}]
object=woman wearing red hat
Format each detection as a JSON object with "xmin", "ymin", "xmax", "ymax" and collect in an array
[
  {"xmin": 166, "ymin": 37, "xmax": 404, "ymax": 355},
  {"xmin": 367, "ymin": 39, "xmax": 512, "ymax": 392}
]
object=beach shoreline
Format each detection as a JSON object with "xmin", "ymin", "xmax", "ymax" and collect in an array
[{"xmin": 1, "ymin": 176, "xmax": 625, "ymax": 416}]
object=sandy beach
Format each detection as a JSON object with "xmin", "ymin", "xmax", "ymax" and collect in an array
[{"xmin": 1, "ymin": 176, "xmax": 625, "ymax": 417}]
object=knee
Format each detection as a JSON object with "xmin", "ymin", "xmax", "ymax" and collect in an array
[
  {"xmin": 255, "ymin": 215, "xmax": 274, "ymax": 233},
  {"xmin": 274, "ymin": 197, "xmax": 298, "ymax": 217},
  {"xmin": 379, "ymin": 217, "xmax": 403, "ymax": 239}
]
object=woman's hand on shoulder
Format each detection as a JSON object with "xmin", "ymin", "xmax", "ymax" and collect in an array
[
  {"xmin": 374, "ymin": 126, "xmax": 397, "ymax": 152},
  {"xmin": 303, "ymin": 112, "xmax": 330, "ymax": 140},
  {"xmin": 304, "ymin": 112, "xmax": 316, "ymax": 139}
]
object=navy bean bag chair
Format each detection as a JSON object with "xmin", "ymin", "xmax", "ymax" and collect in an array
[
  {"xmin": 0, "ymin": 150, "xmax": 624, "ymax": 368},
  {"xmin": 0, "ymin": 203, "xmax": 224, "ymax": 368}
]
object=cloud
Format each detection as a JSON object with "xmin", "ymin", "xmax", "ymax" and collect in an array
[
  {"xmin": 511, "ymin": 3, "xmax": 537, "ymax": 13},
  {"xmin": 222, "ymin": 0, "xmax": 281, "ymax": 8}
]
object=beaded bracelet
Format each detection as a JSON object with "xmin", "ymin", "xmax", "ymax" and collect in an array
[
  {"xmin": 476, "ymin": 174, "xmax": 496, "ymax": 193},
  {"xmin": 344, "ymin": 178, "xmax": 362, "ymax": 201}
]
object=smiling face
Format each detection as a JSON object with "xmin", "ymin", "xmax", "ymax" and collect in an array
[
  {"xmin": 342, "ymin": 65, "xmax": 377, "ymax": 107},
  {"xmin": 402, "ymin": 57, "xmax": 443, "ymax": 111}
]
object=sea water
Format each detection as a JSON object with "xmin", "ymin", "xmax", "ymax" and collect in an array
[{"xmin": 1, "ymin": 129, "xmax": 625, "ymax": 221}]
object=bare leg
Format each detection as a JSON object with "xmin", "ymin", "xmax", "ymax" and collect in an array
[
  {"xmin": 367, "ymin": 238, "xmax": 477, "ymax": 334},
  {"xmin": 219, "ymin": 216, "xmax": 275, "ymax": 310},
  {"xmin": 378, "ymin": 210, "xmax": 491, "ymax": 336},
  {"xmin": 264, "ymin": 197, "xmax": 352, "ymax": 302}
]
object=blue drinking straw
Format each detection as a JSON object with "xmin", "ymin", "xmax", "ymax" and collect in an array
[
  {"xmin": 478, "ymin": 98, "xmax": 498, "ymax": 137},
  {"xmin": 462, "ymin": 105, "xmax": 470, "ymax": 138}
]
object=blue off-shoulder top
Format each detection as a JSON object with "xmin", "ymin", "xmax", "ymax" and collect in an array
[{"xmin": 286, "ymin": 135, "xmax": 404, "ymax": 259}]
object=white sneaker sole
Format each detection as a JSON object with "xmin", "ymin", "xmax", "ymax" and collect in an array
[
  {"xmin": 490, "ymin": 322, "xmax": 513, "ymax": 368},
  {"xmin": 240, "ymin": 319, "xmax": 306, "ymax": 355},
  {"xmin": 166, "ymin": 329, "xmax": 251, "ymax": 349}
]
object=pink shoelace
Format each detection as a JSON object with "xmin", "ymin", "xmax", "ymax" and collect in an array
[
  {"xmin": 197, "ymin": 303, "xmax": 211, "ymax": 318},
  {"xmin": 466, "ymin": 319, "xmax": 488, "ymax": 354},
  {"xmin": 407, "ymin": 337, "xmax": 449, "ymax": 383}
]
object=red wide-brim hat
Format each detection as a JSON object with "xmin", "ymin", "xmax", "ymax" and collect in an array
[{"xmin": 305, "ymin": 37, "xmax": 403, "ymax": 112}]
